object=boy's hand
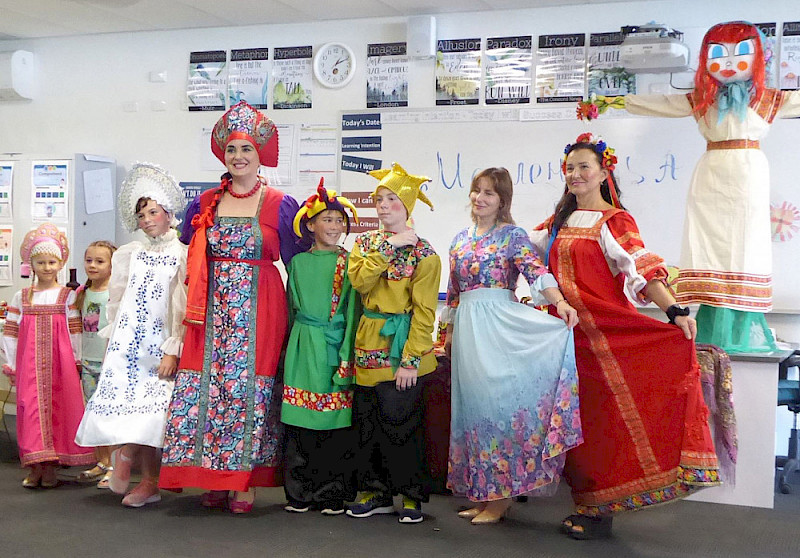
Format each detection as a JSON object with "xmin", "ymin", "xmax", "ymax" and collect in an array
[
  {"xmin": 157, "ymin": 355, "xmax": 179, "ymax": 379},
  {"xmin": 394, "ymin": 366, "xmax": 418, "ymax": 391},
  {"xmin": 387, "ymin": 229, "xmax": 418, "ymax": 248}
]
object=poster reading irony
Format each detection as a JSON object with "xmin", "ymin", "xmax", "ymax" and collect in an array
[
  {"xmin": 780, "ymin": 22, "xmax": 800, "ymax": 90},
  {"xmin": 366, "ymin": 42, "xmax": 409, "ymax": 108},
  {"xmin": 273, "ymin": 46, "xmax": 313, "ymax": 110},
  {"xmin": 587, "ymin": 32, "xmax": 636, "ymax": 97},
  {"xmin": 229, "ymin": 48, "xmax": 270, "ymax": 109},
  {"xmin": 187, "ymin": 50, "xmax": 227, "ymax": 111},
  {"xmin": 535, "ymin": 33, "xmax": 586, "ymax": 103},
  {"xmin": 485, "ymin": 35, "xmax": 532, "ymax": 104},
  {"xmin": 435, "ymin": 38, "xmax": 481, "ymax": 105}
]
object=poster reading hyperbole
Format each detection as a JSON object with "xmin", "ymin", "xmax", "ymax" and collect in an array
[
  {"xmin": 229, "ymin": 48, "xmax": 270, "ymax": 109},
  {"xmin": 366, "ymin": 42, "xmax": 409, "ymax": 108},
  {"xmin": 587, "ymin": 32, "xmax": 636, "ymax": 97},
  {"xmin": 435, "ymin": 38, "xmax": 481, "ymax": 105},
  {"xmin": 31, "ymin": 161, "xmax": 69, "ymax": 221},
  {"xmin": 0, "ymin": 162, "xmax": 13, "ymax": 220},
  {"xmin": 780, "ymin": 21, "xmax": 800, "ymax": 90},
  {"xmin": 535, "ymin": 33, "xmax": 586, "ymax": 103},
  {"xmin": 273, "ymin": 46, "xmax": 313, "ymax": 110},
  {"xmin": 485, "ymin": 35, "xmax": 532, "ymax": 104},
  {"xmin": 187, "ymin": 50, "xmax": 227, "ymax": 111}
]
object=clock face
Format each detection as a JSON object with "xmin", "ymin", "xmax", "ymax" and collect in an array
[{"xmin": 314, "ymin": 43, "xmax": 356, "ymax": 88}]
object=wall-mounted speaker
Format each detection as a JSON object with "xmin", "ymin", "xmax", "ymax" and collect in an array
[{"xmin": 407, "ymin": 16, "xmax": 436, "ymax": 58}]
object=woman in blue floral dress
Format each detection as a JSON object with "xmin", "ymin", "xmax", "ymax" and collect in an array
[{"xmin": 443, "ymin": 167, "xmax": 581, "ymax": 524}]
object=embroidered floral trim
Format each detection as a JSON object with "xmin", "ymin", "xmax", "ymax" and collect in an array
[
  {"xmin": 400, "ymin": 353, "xmax": 421, "ymax": 370},
  {"xmin": 355, "ymin": 230, "xmax": 436, "ymax": 280},
  {"xmin": 355, "ymin": 347, "xmax": 391, "ymax": 369},
  {"xmin": 282, "ymin": 385, "xmax": 352, "ymax": 412},
  {"xmin": 329, "ymin": 247, "xmax": 348, "ymax": 318},
  {"xmin": 336, "ymin": 361, "xmax": 355, "ymax": 379}
]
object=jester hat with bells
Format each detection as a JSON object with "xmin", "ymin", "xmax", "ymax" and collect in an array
[
  {"xmin": 20, "ymin": 223, "xmax": 69, "ymax": 277},
  {"xmin": 293, "ymin": 178, "xmax": 359, "ymax": 240},
  {"xmin": 368, "ymin": 162, "xmax": 433, "ymax": 216},
  {"xmin": 211, "ymin": 100, "xmax": 279, "ymax": 167}
]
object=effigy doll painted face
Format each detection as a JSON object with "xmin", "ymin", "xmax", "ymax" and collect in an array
[{"xmin": 706, "ymin": 38, "xmax": 756, "ymax": 84}]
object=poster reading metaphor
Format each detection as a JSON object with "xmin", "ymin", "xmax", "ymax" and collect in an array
[
  {"xmin": 187, "ymin": 50, "xmax": 227, "ymax": 111},
  {"xmin": 229, "ymin": 48, "xmax": 270, "ymax": 109},
  {"xmin": 587, "ymin": 32, "xmax": 636, "ymax": 98},
  {"xmin": 0, "ymin": 162, "xmax": 13, "ymax": 220},
  {"xmin": 535, "ymin": 33, "xmax": 586, "ymax": 103},
  {"xmin": 0, "ymin": 225, "xmax": 12, "ymax": 286},
  {"xmin": 31, "ymin": 161, "xmax": 69, "ymax": 222},
  {"xmin": 780, "ymin": 22, "xmax": 800, "ymax": 90},
  {"xmin": 273, "ymin": 46, "xmax": 313, "ymax": 110},
  {"xmin": 755, "ymin": 23, "xmax": 777, "ymax": 89},
  {"xmin": 435, "ymin": 38, "xmax": 481, "ymax": 105},
  {"xmin": 366, "ymin": 42, "xmax": 409, "ymax": 108},
  {"xmin": 485, "ymin": 36, "xmax": 532, "ymax": 104}
]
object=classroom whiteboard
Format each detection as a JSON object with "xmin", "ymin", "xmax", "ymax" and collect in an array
[{"xmin": 339, "ymin": 107, "xmax": 800, "ymax": 312}]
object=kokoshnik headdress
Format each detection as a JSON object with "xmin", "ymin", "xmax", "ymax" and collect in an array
[
  {"xmin": 19, "ymin": 223, "xmax": 69, "ymax": 277},
  {"xmin": 211, "ymin": 100, "xmax": 279, "ymax": 167},
  {"xmin": 118, "ymin": 162, "xmax": 185, "ymax": 232}
]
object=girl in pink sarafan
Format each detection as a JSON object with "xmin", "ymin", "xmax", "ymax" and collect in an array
[{"xmin": 2, "ymin": 223, "xmax": 95, "ymax": 488}]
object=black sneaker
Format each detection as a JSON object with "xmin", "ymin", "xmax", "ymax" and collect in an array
[
  {"xmin": 398, "ymin": 496, "xmax": 423, "ymax": 524},
  {"xmin": 320, "ymin": 500, "xmax": 345, "ymax": 515},
  {"xmin": 345, "ymin": 492, "xmax": 394, "ymax": 518},
  {"xmin": 284, "ymin": 501, "xmax": 311, "ymax": 513}
]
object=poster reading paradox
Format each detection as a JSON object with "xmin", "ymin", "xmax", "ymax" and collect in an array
[
  {"xmin": 0, "ymin": 162, "xmax": 13, "ymax": 220},
  {"xmin": 485, "ymin": 35, "xmax": 532, "ymax": 104},
  {"xmin": 535, "ymin": 33, "xmax": 586, "ymax": 103},
  {"xmin": 31, "ymin": 161, "xmax": 69, "ymax": 222},
  {"xmin": 587, "ymin": 32, "xmax": 636, "ymax": 97},
  {"xmin": 780, "ymin": 21, "xmax": 800, "ymax": 90},
  {"xmin": 187, "ymin": 50, "xmax": 227, "ymax": 111},
  {"xmin": 273, "ymin": 46, "xmax": 313, "ymax": 110},
  {"xmin": 229, "ymin": 48, "xmax": 270, "ymax": 109},
  {"xmin": 366, "ymin": 42, "xmax": 409, "ymax": 108},
  {"xmin": 435, "ymin": 38, "xmax": 481, "ymax": 105}
]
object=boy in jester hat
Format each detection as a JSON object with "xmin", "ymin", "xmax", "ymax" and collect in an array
[
  {"xmin": 346, "ymin": 162, "xmax": 441, "ymax": 524},
  {"xmin": 281, "ymin": 178, "xmax": 362, "ymax": 516}
]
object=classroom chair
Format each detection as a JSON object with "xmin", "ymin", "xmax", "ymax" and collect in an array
[{"xmin": 776, "ymin": 350, "xmax": 800, "ymax": 494}]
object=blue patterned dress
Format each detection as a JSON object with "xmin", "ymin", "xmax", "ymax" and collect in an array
[{"xmin": 444, "ymin": 224, "xmax": 582, "ymax": 502}]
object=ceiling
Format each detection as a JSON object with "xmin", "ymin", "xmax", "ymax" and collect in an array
[{"xmin": 0, "ymin": 0, "xmax": 622, "ymax": 41}]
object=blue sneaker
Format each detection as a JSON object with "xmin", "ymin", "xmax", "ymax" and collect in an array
[
  {"xmin": 346, "ymin": 492, "xmax": 394, "ymax": 518},
  {"xmin": 398, "ymin": 496, "xmax": 423, "ymax": 524}
]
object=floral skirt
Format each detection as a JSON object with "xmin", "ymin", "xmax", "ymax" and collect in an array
[{"xmin": 447, "ymin": 288, "xmax": 582, "ymax": 502}]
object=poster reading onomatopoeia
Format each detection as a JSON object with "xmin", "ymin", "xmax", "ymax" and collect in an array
[
  {"xmin": 587, "ymin": 32, "xmax": 636, "ymax": 98},
  {"xmin": 273, "ymin": 46, "xmax": 313, "ymax": 110},
  {"xmin": 485, "ymin": 35, "xmax": 532, "ymax": 104},
  {"xmin": 755, "ymin": 23, "xmax": 778, "ymax": 89},
  {"xmin": 187, "ymin": 50, "xmax": 227, "ymax": 111},
  {"xmin": 0, "ymin": 162, "xmax": 13, "ymax": 220},
  {"xmin": 780, "ymin": 21, "xmax": 800, "ymax": 90},
  {"xmin": 229, "ymin": 48, "xmax": 270, "ymax": 109},
  {"xmin": 0, "ymin": 225, "xmax": 12, "ymax": 286},
  {"xmin": 366, "ymin": 42, "xmax": 409, "ymax": 108},
  {"xmin": 31, "ymin": 161, "xmax": 69, "ymax": 222},
  {"xmin": 435, "ymin": 38, "xmax": 481, "ymax": 106},
  {"xmin": 535, "ymin": 33, "xmax": 586, "ymax": 103}
]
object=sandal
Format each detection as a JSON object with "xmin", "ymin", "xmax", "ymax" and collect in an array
[
  {"xmin": 200, "ymin": 490, "xmax": 229, "ymax": 509},
  {"xmin": 97, "ymin": 469, "xmax": 113, "ymax": 489},
  {"xmin": 560, "ymin": 514, "xmax": 583, "ymax": 533},
  {"xmin": 77, "ymin": 463, "xmax": 109, "ymax": 483},
  {"xmin": 22, "ymin": 474, "xmax": 41, "ymax": 489},
  {"xmin": 567, "ymin": 515, "xmax": 613, "ymax": 540},
  {"xmin": 229, "ymin": 491, "xmax": 255, "ymax": 514}
]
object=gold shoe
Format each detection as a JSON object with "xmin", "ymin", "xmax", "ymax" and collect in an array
[
  {"xmin": 22, "ymin": 475, "xmax": 41, "ymax": 489},
  {"xmin": 457, "ymin": 506, "xmax": 484, "ymax": 519},
  {"xmin": 471, "ymin": 500, "xmax": 511, "ymax": 524}
]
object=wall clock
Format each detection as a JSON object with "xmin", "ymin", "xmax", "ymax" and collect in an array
[{"xmin": 313, "ymin": 42, "xmax": 356, "ymax": 88}]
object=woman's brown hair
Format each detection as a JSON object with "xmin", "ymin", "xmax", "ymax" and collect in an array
[{"xmin": 470, "ymin": 167, "xmax": 515, "ymax": 225}]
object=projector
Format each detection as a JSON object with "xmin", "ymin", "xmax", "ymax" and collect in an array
[{"xmin": 619, "ymin": 23, "xmax": 690, "ymax": 74}]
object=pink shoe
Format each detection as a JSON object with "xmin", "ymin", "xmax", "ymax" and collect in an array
[
  {"xmin": 109, "ymin": 448, "xmax": 133, "ymax": 495},
  {"xmin": 121, "ymin": 478, "xmax": 161, "ymax": 508},
  {"xmin": 229, "ymin": 492, "xmax": 254, "ymax": 514},
  {"xmin": 200, "ymin": 490, "xmax": 229, "ymax": 509}
]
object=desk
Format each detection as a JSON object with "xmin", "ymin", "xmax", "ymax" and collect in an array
[{"xmin": 687, "ymin": 349, "xmax": 794, "ymax": 509}]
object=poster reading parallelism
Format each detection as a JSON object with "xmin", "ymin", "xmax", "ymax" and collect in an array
[
  {"xmin": 366, "ymin": 42, "xmax": 409, "ymax": 108},
  {"xmin": 229, "ymin": 48, "xmax": 270, "ymax": 109},
  {"xmin": 273, "ymin": 46, "xmax": 313, "ymax": 110},
  {"xmin": 587, "ymin": 32, "xmax": 636, "ymax": 97},
  {"xmin": 0, "ymin": 162, "xmax": 13, "ymax": 220},
  {"xmin": 485, "ymin": 35, "xmax": 532, "ymax": 104},
  {"xmin": 31, "ymin": 161, "xmax": 69, "ymax": 222},
  {"xmin": 780, "ymin": 22, "xmax": 800, "ymax": 90},
  {"xmin": 535, "ymin": 33, "xmax": 586, "ymax": 103},
  {"xmin": 755, "ymin": 23, "xmax": 777, "ymax": 89},
  {"xmin": 0, "ymin": 225, "xmax": 12, "ymax": 286},
  {"xmin": 186, "ymin": 50, "xmax": 227, "ymax": 111},
  {"xmin": 435, "ymin": 38, "xmax": 481, "ymax": 105}
]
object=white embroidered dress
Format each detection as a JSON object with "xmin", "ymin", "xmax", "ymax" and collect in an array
[{"xmin": 75, "ymin": 229, "xmax": 187, "ymax": 448}]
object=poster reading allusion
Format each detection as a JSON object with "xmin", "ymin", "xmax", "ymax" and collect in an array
[
  {"xmin": 0, "ymin": 162, "xmax": 13, "ymax": 220},
  {"xmin": 229, "ymin": 48, "xmax": 270, "ymax": 109},
  {"xmin": 535, "ymin": 33, "xmax": 586, "ymax": 103},
  {"xmin": 186, "ymin": 50, "xmax": 227, "ymax": 111},
  {"xmin": 366, "ymin": 42, "xmax": 409, "ymax": 108},
  {"xmin": 755, "ymin": 23, "xmax": 777, "ymax": 89},
  {"xmin": 435, "ymin": 38, "xmax": 481, "ymax": 106},
  {"xmin": 780, "ymin": 21, "xmax": 800, "ymax": 90},
  {"xmin": 484, "ymin": 36, "xmax": 532, "ymax": 104},
  {"xmin": 0, "ymin": 225, "xmax": 12, "ymax": 286},
  {"xmin": 587, "ymin": 32, "xmax": 636, "ymax": 97},
  {"xmin": 273, "ymin": 46, "xmax": 313, "ymax": 110},
  {"xmin": 31, "ymin": 161, "xmax": 69, "ymax": 222}
]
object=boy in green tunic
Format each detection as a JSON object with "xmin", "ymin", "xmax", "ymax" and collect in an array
[{"xmin": 281, "ymin": 179, "xmax": 361, "ymax": 515}]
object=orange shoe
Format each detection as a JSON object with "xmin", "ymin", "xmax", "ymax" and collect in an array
[{"xmin": 121, "ymin": 478, "xmax": 161, "ymax": 508}]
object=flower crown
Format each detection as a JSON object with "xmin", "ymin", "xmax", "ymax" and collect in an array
[{"xmin": 561, "ymin": 132, "xmax": 618, "ymax": 174}]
